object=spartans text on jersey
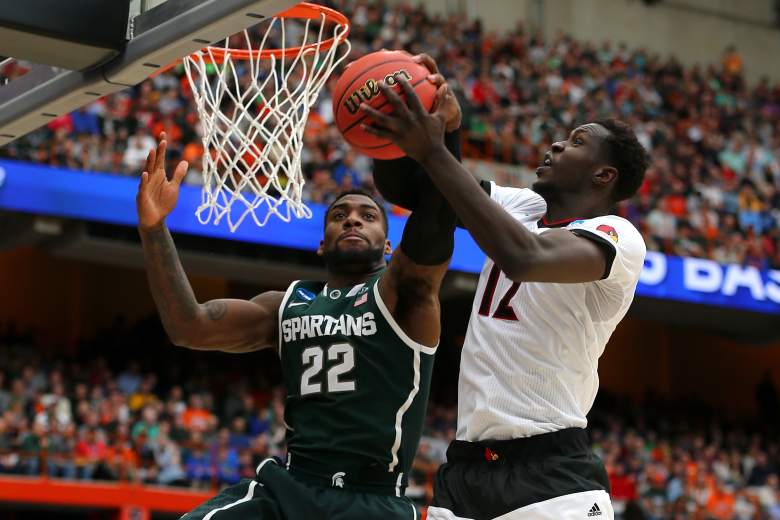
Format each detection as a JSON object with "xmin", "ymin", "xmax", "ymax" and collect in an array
[{"xmin": 281, "ymin": 312, "xmax": 378, "ymax": 342}]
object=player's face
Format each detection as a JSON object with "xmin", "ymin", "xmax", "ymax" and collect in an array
[
  {"xmin": 319, "ymin": 195, "xmax": 390, "ymax": 273},
  {"xmin": 532, "ymin": 123, "xmax": 611, "ymax": 200}
]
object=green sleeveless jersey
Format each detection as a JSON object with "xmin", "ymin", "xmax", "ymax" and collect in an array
[{"xmin": 278, "ymin": 269, "xmax": 436, "ymax": 493}]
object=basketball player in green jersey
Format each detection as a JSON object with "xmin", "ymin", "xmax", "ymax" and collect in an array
[{"xmin": 135, "ymin": 78, "xmax": 460, "ymax": 520}]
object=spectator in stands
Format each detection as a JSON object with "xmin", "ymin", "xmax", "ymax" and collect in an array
[
  {"xmin": 117, "ymin": 362, "xmax": 143, "ymax": 395},
  {"xmin": 155, "ymin": 428, "xmax": 188, "ymax": 486},
  {"xmin": 706, "ymin": 479, "xmax": 737, "ymax": 520},
  {"xmin": 228, "ymin": 416, "xmax": 251, "ymax": 452},
  {"xmin": 0, "ymin": 373, "xmax": 10, "ymax": 413},
  {"xmin": 182, "ymin": 394, "xmax": 214, "ymax": 433},
  {"xmin": 132, "ymin": 405, "xmax": 161, "ymax": 443},
  {"xmin": 748, "ymin": 452, "xmax": 777, "ymax": 486},
  {"xmin": 184, "ymin": 433, "xmax": 212, "ymax": 489},
  {"xmin": 70, "ymin": 107, "xmax": 101, "ymax": 136},
  {"xmin": 74, "ymin": 427, "xmax": 106, "ymax": 479},
  {"xmin": 122, "ymin": 128, "xmax": 156, "ymax": 173},
  {"xmin": 332, "ymin": 149, "xmax": 362, "ymax": 187},
  {"xmin": 128, "ymin": 374, "xmax": 158, "ymax": 412},
  {"xmin": 46, "ymin": 422, "xmax": 77, "ymax": 478}
]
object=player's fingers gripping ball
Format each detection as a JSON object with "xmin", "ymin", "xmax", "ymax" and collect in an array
[{"xmin": 332, "ymin": 50, "xmax": 438, "ymax": 159}]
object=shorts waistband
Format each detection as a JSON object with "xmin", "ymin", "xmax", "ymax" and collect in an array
[
  {"xmin": 447, "ymin": 428, "xmax": 590, "ymax": 463},
  {"xmin": 282, "ymin": 454, "xmax": 407, "ymax": 497}
]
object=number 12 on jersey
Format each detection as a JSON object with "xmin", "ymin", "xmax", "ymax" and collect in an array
[
  {"xmin": 478, "ymin": 265, "xmax": 521, "ymax": 321},
  {"xmin": 300, "ymin": 343, "xmax": 356, "ymax": 396}
]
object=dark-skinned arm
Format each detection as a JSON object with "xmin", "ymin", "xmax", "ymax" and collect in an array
[
  {"xmin": 136, "ymin": 134, "xmax": 282, "ymax": 353},
  {"xmin": 418, "ymin": 148, "xmax": 606, "ymax": 283},
  {"xmin": 139, "ymin": 224, "xmax": 283, "ymax": 352},
  {"xmin": 362, "ymin": 79, "xmax": 606, "ymax": 284},
  {"xmin": 377, "ymin": 173, "xmax": 456, "ymax": 347}
]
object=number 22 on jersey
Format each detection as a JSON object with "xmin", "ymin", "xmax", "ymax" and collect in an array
[
  {"xmin": 300, "ymin": 343, "xmax": 356, "ymax": 396},
  {"xmin": 478, "ymin": 265, "xmax": 521, "ymax": 321}
]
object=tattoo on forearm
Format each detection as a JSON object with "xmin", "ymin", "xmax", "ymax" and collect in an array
[
  {"xmin": 141, "ymin": 226, "xmax": 200, "ymax": 333},
  {"xmin": 205, "ymin": 301, "xmax": 228, "ymax": 321}
]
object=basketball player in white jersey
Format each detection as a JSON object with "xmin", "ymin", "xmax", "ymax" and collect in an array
[{"xmin": 364, "ymin": 56, "xmax": 649, "ymax": 520}]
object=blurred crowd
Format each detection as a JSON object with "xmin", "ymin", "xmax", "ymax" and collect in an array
[
  {"xmin": 1, "ymin": 0, "xmax": 780, "ymax": 268},
  {"xmin": 0, "ymin": 347, "xmax": 288, "ymax": 489},
  {"xmin": 1, "ymin": 327, "xmax": 779, "ymax": 520}
]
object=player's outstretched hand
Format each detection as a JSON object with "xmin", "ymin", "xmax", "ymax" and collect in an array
[
  {"xmin": 360, "ymin": 77, "xmax": 448, "ymax": 164},
  {"xmin": 412, "ymin": 53, "xmax": 461, "ymax": 132},
  {"xmin": 136, "ymin": 132, "xmax": 188, "ymax": 230}
]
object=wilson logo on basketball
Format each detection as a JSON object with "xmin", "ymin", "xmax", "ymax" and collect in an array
[{"xmin": 343, "ymin": 69, "xmax": 413, "ymax": 115}]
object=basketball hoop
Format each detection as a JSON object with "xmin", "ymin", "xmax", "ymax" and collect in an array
[{"xmin": 181, "ymin": 2, "xmax": 350, "ymax": 231}]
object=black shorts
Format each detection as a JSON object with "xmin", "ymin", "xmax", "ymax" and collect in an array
[{"xmin": 428, "ymin": 428, "xmax": 613, "ymax": 520}]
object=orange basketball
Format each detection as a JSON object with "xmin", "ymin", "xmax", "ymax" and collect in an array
[{"xmin": 332, "ymin": 50, "xmax": 438, "ymax": 160}]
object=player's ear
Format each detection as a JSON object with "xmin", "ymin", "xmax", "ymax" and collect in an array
[
  {"xmin": 384, "ymin": 240, "xmax": 392, "ymax": 255},
  {"xmin": 317, "ymin": 240, "xmax": 325, "ymax": 256},
  {"xmin": 594, "ymin": 166, "xmax": 617, "ymax": 188}
]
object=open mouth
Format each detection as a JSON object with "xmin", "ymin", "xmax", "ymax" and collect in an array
[{"xmin": 536, "ymin": 153, "xmax": 552, "ymax": 176}]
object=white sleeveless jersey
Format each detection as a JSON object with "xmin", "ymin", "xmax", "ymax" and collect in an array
[{"xmin": 456, "ymin": 183, "xmax": 646, "ymax": 441}]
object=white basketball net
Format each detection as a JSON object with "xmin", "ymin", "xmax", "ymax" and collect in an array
[{"xmin": 183, "ymin": 10, "xmax": 350, "ymax": 231}]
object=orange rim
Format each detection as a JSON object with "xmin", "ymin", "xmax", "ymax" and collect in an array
[
  {"xmin": 200, "ymin": 2, "xmax": 349, "ymax": 61},
  {"xmin": 153, "ymin": 2, "xmax": 349, "ymax": 76}
]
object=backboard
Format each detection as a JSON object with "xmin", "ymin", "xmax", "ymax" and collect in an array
[{"xmin": 0, "ymin": 0, "xmax": 298, "ymax": 146}]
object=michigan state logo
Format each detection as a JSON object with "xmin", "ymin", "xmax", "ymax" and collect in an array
[
  {"xmin": 331, "ymin": 471, "xmax": 346, "ymax": 488},
  {"xmin": 343, "ymin": 69, "xmax": 413, "ymax": 115}
]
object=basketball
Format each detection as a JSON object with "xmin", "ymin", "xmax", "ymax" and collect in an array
[{"xmin": 332, "ymin": 50, "xmax": 438, "ymax": 160}]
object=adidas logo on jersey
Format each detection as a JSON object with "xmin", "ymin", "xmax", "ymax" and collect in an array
[
  {"xmin": 281, "ymin": 312, "xmax": 377, "ymax": 342},
  {"xmin": 587, "ymin": 503, "xmax": 602, "ymax": 516}
]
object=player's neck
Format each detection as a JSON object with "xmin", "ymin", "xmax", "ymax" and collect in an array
[
  {"xmin": 544, "ymin": 194, "xmax": 611, "ymax": 222},
  {"xmin": 325, "ymin": 265, "xmax": 384, "ymax": 289}
]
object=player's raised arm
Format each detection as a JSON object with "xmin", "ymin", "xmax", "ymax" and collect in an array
[
  {"xmin": 377, "ymin": 169, "xmax": 456, "ymax": 347},
  {"xmin": 136, "ymin": 134, "xmax": 282, "ymax": 353},
  {"xmin": 366, "ymin": 56, "xmax": 458, "ymax": 348},
  {"xmin": 363, "ymin": 79, "xmax": 619, "ymax": 284}
]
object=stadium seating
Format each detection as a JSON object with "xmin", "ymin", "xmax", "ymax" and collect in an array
[{"xmin": 1, "ymin": 322, "xmax": 780, "ymax": 518}]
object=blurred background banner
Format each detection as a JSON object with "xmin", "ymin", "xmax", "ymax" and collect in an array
[
  {"xmin": 639, "ymin": 253, "xmax": 780, "ymax": 315},
  {"xmin": 2, "ymin": 159, "xmax": 779, "ymax": 316}
]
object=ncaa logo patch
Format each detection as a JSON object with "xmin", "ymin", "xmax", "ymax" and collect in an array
[
  {"xmin": 597, "ymin": 224, "xmax": 619, "ymax": 243},
  {"xmin": 296, "ymin": 288, "xmax": 316, "ymax": 301}
]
